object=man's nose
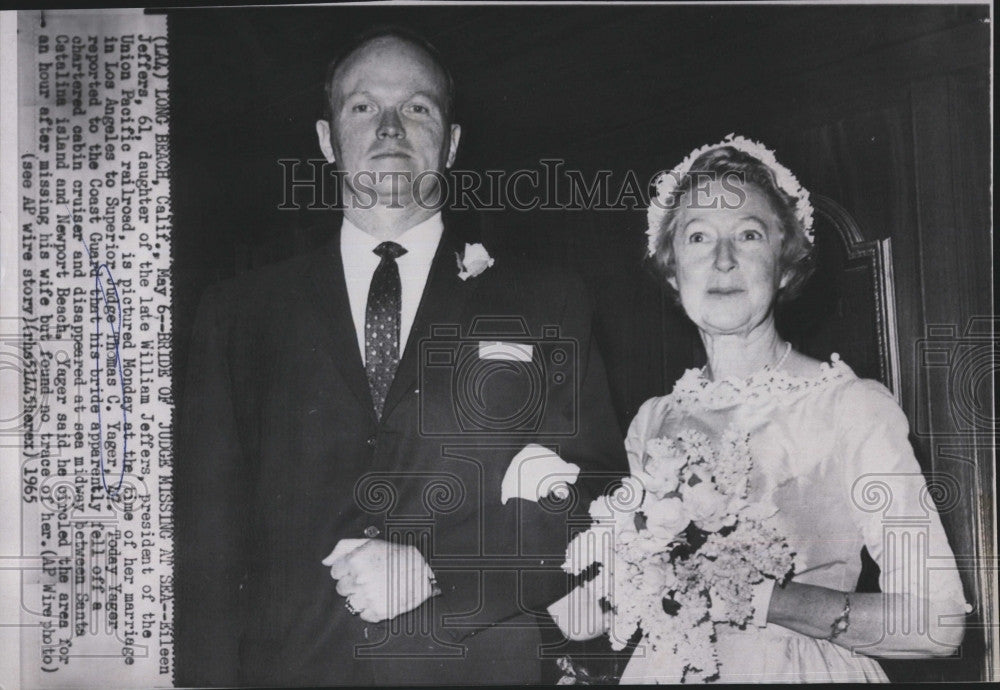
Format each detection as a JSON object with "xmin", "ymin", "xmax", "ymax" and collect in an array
[
  {"xmin": 713, "ymin": 238, "xmax": 737, "ymax": 271},
  {"xmin": 377, "ymin": 109, "xmax": 405, "ymax": 139}
]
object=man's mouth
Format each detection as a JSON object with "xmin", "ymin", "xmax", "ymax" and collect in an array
[
  {"xmin": 371, "ymin": 151, "xmax": 411, "ymax": 159},
  {"xmin": 707, "ymin": 287, "xmax": 744, "ymax": 295}
]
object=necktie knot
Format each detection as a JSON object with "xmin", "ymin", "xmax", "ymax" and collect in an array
[{"xmin": 374, "ymin": 241, "xmax": 407, "ymax": 262}]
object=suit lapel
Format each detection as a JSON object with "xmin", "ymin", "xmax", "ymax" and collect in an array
[
  {"xmin": 382, "ymin": 225, "xmax": 482, "ymax": 420},
  {"xmin": 305, "ymin": 232, "xmax": 378, "ymax": 424}
]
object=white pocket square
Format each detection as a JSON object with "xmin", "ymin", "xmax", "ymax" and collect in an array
[
  {"xmin": 479, "ymin": 341, "xmax": 533, "ymax": 362},
  {"xmin": 500, "ymin": 444, "xmax": 580, "ymax": 505}
]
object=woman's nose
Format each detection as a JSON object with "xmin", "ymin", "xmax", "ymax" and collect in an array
[
  {"xmin": 377, "ymin": 110, "xmax": 404, "ymax": 139},
  {"xmin": 713, "ymin": 238, "xmax": 737, "ymax": 271}
]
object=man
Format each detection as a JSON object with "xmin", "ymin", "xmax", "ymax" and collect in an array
[{"xmin": 175, "ymin": 27, "xmax": 626, "ymax": 686}]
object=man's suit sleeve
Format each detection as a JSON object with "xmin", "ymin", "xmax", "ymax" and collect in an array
[
  {"xmin": 563, "ymin": 273, "xmax": 630, "ymax": 494},
  {"xmin": 174, "ymin": 286, "xmax": 249, "ymax": 686},
  {"xmin": 516, "ymin": 272, "xmax": 629, "ymax": 612}
]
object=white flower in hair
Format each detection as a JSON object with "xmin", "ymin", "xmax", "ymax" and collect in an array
[{"xmin": 646, "ymin": 134, "xmax": 815, "ymax": 257}]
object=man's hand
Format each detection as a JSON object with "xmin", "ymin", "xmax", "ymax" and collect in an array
[{"xmin": 322, "ymin": 538, "xmax": 440, "ymax": 623}]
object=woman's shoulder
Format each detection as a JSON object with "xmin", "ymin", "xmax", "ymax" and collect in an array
[
  {"xmin": 782, "ymin": 353, "xmax": 905, "ymax": 414},
  {"xmin": 829, "ymin": 368, "xmax": 908, "ymax": 430},
  {"xmin": 785, "ymin": 352, "xmax": 894, "ymax": 402},
  {"xmin": 779, "ymin": 354, "xmax": 911, "ymax": 442},
  {"xmin": 625, "ymin": 386, "xmax": 691, "ymax": 442},
  {"xmin": 630, "ymin": 392, "xmax": 676, "ymax": 425}
]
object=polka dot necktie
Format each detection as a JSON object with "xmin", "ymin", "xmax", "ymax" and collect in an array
[{"xmin": 365, "ymin": 241, "xmax": 408, "ymax": 419}]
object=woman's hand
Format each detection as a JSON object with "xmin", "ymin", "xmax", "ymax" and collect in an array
[
  {"xmin": 548, "ymin": 578, "xmax": 610, "ymax": 642},
  {"xmin": 766, "ymin": 581, "xmax": 965, "ymax": 657}
]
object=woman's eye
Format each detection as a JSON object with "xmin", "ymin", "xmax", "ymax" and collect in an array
[
  {"xmin": 740, "ymin": 229, "xmax": 763, "ymax": 240},
  {"xmin": 687, "ymin": 232, "xmax": 706, "ymax": 244}
]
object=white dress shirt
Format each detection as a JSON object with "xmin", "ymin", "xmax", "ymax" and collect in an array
[{"xmin": 340, "ymin": 213, "xmax": 443, "ymax": 364}]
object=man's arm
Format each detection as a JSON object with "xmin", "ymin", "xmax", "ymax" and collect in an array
[
  {"xmin": 515, "ymin": 271, "xmax": 629, "ymax": 611},
  {"xmin": 318, "ymin": 270, "xmax": 628, "ymax": 632},
  {"xmin": 174, "ymin": 286, "xmax": 249, "ymax": 686}
]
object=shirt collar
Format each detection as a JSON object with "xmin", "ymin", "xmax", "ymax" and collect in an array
[{"xmin": 340, "ymin": 213, "xmax": 444, "ymax": 264}]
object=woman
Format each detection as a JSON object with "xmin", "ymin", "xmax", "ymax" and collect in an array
[{"xmin": 553, "ymin": 135, "xmax": 968, "ymax": 683}]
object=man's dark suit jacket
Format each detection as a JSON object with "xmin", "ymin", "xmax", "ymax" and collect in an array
[{"xmin": 175, "ymin": 220, "xmax": 627, "ymax": 686}]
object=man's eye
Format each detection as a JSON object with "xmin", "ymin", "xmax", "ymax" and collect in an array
[
  {"xmin": 740, "ymin": 229, "xmax": 763, "ymax": 240},
  {"xmin": 351, "ymin": 103, "xmax": 372, "ymax": 113},
  {"xmin": 408, "ymin": 103, "xmax": 430, "ymax": 115}
]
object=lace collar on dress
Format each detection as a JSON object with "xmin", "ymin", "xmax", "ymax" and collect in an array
[{"xmin": 669, "ymin": 353, "xmax": 854, "ymax": 411}]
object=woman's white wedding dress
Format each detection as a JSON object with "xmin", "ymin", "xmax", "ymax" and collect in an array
[{"xmin": 620, "ymin": 356, "xmax": 967, "ymax": 683}]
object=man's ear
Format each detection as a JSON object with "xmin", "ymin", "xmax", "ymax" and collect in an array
[
  {"xmin": 316, "ymin": 120, "xmax": 336, "ymax": 163},
  {"xmin": 445, "ymin": 123, "xmax": 461, "ymax": 169}
]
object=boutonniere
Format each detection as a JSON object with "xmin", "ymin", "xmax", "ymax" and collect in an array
[{"xmin": 455, "ymin": 243, "xmax": 495, "ymax": 281}]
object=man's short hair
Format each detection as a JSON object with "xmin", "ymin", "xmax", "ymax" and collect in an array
[{"xmin": 322, "ymin": 26, "xmax": 456, "ymax": 125}]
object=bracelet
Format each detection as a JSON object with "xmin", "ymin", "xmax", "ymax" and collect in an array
[{"xmin": 828, "ymin": 594, "xmax": 851, "ymax": 641}]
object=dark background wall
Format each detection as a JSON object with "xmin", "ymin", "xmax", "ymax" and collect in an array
[{"xmin": 166, "ymin": 4, "xmax": 992, "ymax": 681}]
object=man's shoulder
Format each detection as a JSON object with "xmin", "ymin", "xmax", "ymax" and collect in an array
[
  {"xmin": 198, "ymin": 249, "xmax": 324, "ymax": 313},
  {"xmin": 465, "ymin": 254, "xmax": 594, "ymax": 333},
  {"xmin": 483, "ymin": 253, "xmax": 587, "ymax": 299}
]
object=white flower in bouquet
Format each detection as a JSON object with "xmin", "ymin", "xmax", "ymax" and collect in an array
[
  {"xmin": 714, "ymin": 430, "xmax": 753, "ymax": 496},
  {"xmin": 639, "ymin": 437, "xmax": 688, "ymax": 496},
  {"xmin": 632, "ymin": 534, "xmax": 668, "ymax": 554},
  {"xmin": 587, "ymin": 494, "xmax": 616, "ymax": 522},
  {"xmin": 589, "ymin": 476, "xmax": 645, "ymax": 521},
  {"xmin": 680, "ymin": 618, "xmax": 718, "ymax": 681},
  {"xmin": 708, "ymin": 583, "xmax": 736, "ymax": 623},
  {"xmin": 704, "ymin": 559, "xmax": 756, "ymax": 625},
  {"xmin": 636, "ymin": 555, "xmax": 674, "ymax": 597},
  {"xmin": 682, "ymin": 480, "xmax": 736, "ymax": 532},
  {"xmin": 642, "ymin": 496, "xmax": 690, "ymax": 541},
  {"xmin": 566, "ymin": 483, "xmax": 645, "ymax": 573},
  {"xmin": 587, "ymin": 494, "xmax": 637, "ymax": 535},
  {"xmin": 561, "ymin": 425, "xmax": 797, "ymax": 683}
]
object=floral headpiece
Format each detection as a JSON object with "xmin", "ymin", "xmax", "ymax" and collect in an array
[{"xmin": 646, "ymin": 134, "xmax": 815, "ymax": 257}]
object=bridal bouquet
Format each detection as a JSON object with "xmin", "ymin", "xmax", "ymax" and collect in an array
[{"xmin": 561, "ymin": 428, "xmax": 797, "ymax": 683}]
